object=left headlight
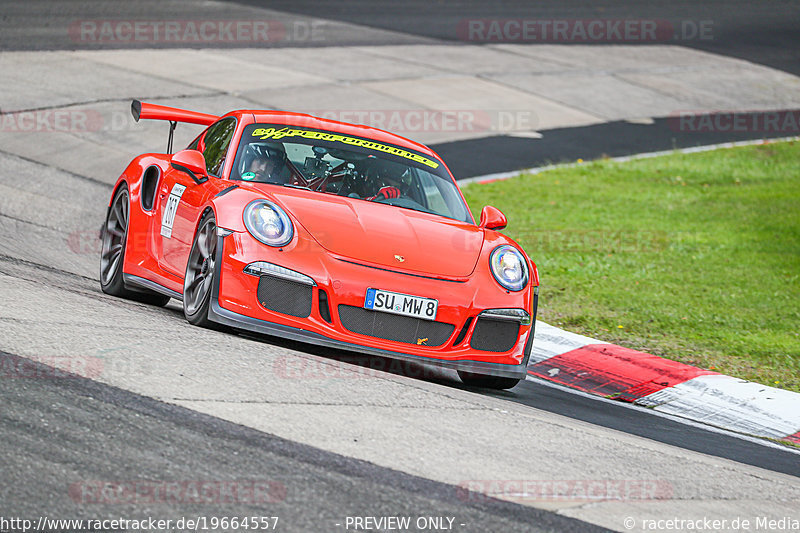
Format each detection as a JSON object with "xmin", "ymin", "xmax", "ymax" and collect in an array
[
  {"xmin": 243, "ymin": 199, "xmax": 294, "ymax": 247},
  {"xmin": 489, "ymin": 245, "xmax": 529, "ymax": 292}
]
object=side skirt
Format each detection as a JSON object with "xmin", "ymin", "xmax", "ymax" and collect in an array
[{"xmin": 123, "ymin": 273, "xmax": 184, "ymax": 301}]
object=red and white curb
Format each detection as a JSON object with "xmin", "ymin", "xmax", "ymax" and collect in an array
[{"xmin": 528, "ymin": 321, "xmax": 800, "ymax": 445}]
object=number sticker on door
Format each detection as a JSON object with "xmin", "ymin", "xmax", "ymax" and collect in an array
[{"xmin": 160, "ymin": 183, "xmax": 187, "ymax": 238}]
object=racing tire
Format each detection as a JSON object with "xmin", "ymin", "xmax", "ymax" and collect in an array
[
  {"xmin": 183, "ymin": 210, "xmax": 223, "ymax": 329},
  {"xmin": 100, "ymin": 184, "xmax": 171, "ymax": 307},
  {"xmin": 457, "ymin": 370, "xmax": 521, "ymax": 390}
]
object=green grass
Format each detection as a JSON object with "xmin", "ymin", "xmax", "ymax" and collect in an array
[{"xmin": 462, "ymin": 141, "xmax": 800, "ymax": 391}]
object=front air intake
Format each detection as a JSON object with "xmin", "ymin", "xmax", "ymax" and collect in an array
[
  {"xmin": 257, "ymin": 276, "xmax": 313, "ymax": 318},
  {"xmin": 469, "ymin": 317, "xmax": 520, "ymax": 352},
  {"xmin": 338, "ymin": 305, "xmax": 455, "ymax": 347}
]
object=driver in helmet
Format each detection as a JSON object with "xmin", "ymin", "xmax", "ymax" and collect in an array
[
  {"xmin": 366, "ymin": 159, "xmax": 408, "ymax": 201},
  {"xmin": 241, "ymin": 143, "xmax": 288, "ymax": 183}
]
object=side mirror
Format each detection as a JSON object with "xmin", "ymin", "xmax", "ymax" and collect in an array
[
  {"xmin": 170, "ymin": 149, "xmax": 208, "ymax": 184},
  {"xmin": 479, "ymin": 206, "xmax": 507, "ymax": 230}
]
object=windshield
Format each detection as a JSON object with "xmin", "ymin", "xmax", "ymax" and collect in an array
[{"xmin": 231, "ymin": 124, "xmax": 472, "ymax": 223}]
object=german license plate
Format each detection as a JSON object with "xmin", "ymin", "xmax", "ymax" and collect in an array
[{"xmin": 364, "ymin": 288, "xmax": 438, "ymax": 321}]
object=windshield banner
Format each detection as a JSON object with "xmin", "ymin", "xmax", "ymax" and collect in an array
[{"xmin": 251, "ymin": 127, "xmax": 440, "ymax": 169}]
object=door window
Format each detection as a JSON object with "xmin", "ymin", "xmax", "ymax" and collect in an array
[{"xmin": 195, "ymin": 118, "xmax": 236, "ymax": 177}]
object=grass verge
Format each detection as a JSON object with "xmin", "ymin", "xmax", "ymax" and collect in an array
[{"xmin": 462, "ymin": 141, "xmax": 800, "ymax": 391}]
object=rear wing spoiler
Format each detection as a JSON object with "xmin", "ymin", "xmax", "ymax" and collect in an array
[{"xmin": 131, "ymin": 100, "xmax": 220, "ymax": 153}]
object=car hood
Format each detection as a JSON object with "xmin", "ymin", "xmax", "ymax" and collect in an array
[{"xmin": 265, "ymin": 188, "xmax": 483, "ymax": 278}]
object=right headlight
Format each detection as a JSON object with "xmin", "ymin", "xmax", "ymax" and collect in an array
[
  {"xmin": 243, "ymin": 199, "xmax": 294, "ymax": 247},
  {"xmin": 489, "ymin": 245, "xmax": 529, "ymax": 292}
]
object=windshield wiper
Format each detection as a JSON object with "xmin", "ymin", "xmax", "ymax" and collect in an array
[
  {"xmin": 256, "ymin": 180, "xmax": 310, "ymax": 190},
  {"xmin": 395, "ymin": 204, "xmax": 436, "ymax": 216}
]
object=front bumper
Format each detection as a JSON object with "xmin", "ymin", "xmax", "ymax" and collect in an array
[{"xmin": 210, "ymin": 233, "xmax": 537, "ymax": 379}]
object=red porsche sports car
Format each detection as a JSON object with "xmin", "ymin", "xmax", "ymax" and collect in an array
[{"xmin": 100, "ymin": 100, "xmax": 539, "ymax": 389}]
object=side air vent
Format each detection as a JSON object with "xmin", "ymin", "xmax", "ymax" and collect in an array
[
  {"xmin": 318, "ymin": 288, "xmax": 332, "ymax": 323},
  {"xmin": 141, "ymin": 165, "xmax": 160, "ymax": 211},
  {"xmin": 452, "ymin": 316, "xmax": 474, "ymax": 346}
]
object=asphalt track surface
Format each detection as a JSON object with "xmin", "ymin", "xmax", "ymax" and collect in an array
[
  {"xmin": 1, "ymin": 351, "xmax": 605, "ymax": 533},
  {"xmin": 6, "ymin": 0, "xmax": 800, "ymax": 77},
  {"xmin": 249, "ymin": 0, "xmax": 800, "ymax": 76},
  {"xmin": 2, "ymin": 1, "xmax": 800, "ymax": 530},
  {"xmin": 235, "ymin": 339, "xmax": 800, "ymax": 479},
  {"xmin": 436, "ymin": 116, "xmax": 800, "ymax": 179}
]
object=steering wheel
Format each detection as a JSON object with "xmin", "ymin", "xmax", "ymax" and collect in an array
[{"xmin": 325, "ymin": 163, "xmax": 361, "ymax": 194}]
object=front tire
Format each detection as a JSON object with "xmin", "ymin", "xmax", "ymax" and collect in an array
[
  {"xmin": 100, "ymin": 185, "xmax": 170, "ymax": 306},
  {"xmin": 183, "ymin": 211, "xmax": 219, "ymax": 328},
  {"xmin": 458, "ymin": 370, "xmax": 521, "ymax": 390}
]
